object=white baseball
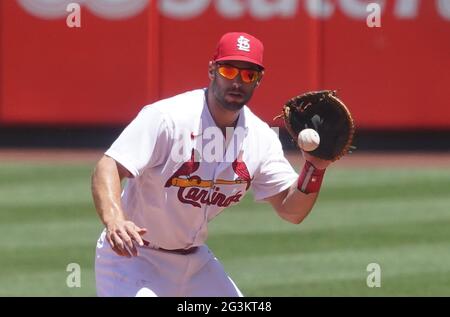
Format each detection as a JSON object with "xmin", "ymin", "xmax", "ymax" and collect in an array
[{"xmin": 297, "ymin": 129, "xmax": 320, "ymax": 151}]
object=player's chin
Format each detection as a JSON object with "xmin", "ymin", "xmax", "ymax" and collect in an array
[
  {"xmin": 224, "ymin": 95, "xmax": 247, "ymax": 109},
  {"xmin": 225, "ymin": 92, "xmax": 244, "ymax": 102},
  {"xmin": 222, "ymin": 100, "xmax": 245, "ymax": 111}
]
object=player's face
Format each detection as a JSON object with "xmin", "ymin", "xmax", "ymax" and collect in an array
[{"xmin": 209, "ymin": 61, "xmax": 263, "ymax": 112}]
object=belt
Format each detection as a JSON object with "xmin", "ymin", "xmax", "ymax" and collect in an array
[{"xmin": 142, "ymin": 239, "xmax": 198, "ymax": 255}]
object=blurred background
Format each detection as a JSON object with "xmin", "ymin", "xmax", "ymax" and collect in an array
[{"xmin": 0, "ymin": 0, "xmax": 449, "ymax": 296}]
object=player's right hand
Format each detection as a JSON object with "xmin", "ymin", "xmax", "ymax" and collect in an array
[{"xmin": 105, "ymin": 220, "xmax": 147, "ymax": 257}]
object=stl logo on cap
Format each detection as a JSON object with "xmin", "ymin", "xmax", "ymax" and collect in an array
[
  {"xmin": 213, "ymin": 32, "xmax": 264, "ymax": 69},
  {"xmin": 237, "ymin": 36, "xmax": 250, "ymax": 52}
]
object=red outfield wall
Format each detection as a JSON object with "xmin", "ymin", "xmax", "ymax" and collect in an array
[{"xmin": 1, "ymin": 0, "xmax": 449, "ymax": 128}]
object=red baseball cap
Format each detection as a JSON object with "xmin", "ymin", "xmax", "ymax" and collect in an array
[{"xmin": 212, "ymin": 32, "xmax": 264, "ymax": 69}]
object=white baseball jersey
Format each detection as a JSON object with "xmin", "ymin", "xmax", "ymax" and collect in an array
[{"xmin": 105, "ymin": 88, "xmax": 298, "ymax": 250}]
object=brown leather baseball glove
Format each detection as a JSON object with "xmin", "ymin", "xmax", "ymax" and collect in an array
[{"xmin": 275, "ymin": 90, "xmax": 355, "ymax": 161}]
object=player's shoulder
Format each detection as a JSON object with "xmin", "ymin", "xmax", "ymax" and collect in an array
[
  {"xmin": 243, "ymin": 107, "xmax": 286, "ymax": 159},
  {"xmin": 243, "ymin": 106, "xmax": 278, "ymax": 138},
  {"xmin": 135, "ymin": 89, "xmax": 205, "ymax": 129}
]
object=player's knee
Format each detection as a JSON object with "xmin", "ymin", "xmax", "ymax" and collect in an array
[{"xmin": 136, "ymin": 287, "xmax": 157, "ymax": 297}]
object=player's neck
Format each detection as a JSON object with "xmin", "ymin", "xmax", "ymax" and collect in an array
[{"xmin": 206, "ymin": 89, "xmax": 239, "ymax": 135}]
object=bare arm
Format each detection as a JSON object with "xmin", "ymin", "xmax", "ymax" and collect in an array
[
  {"xmin": 91, "ymin": 155, "xmax": 147, "ymax": 257},
  {"xmin": 265, "ymin": 153, "xmax": 331, "ymax": 224}
]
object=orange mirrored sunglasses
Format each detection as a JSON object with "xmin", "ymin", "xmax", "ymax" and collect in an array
[{"xmin": 216, "ymin": 64, "xmax": 262, "ymax": 83}]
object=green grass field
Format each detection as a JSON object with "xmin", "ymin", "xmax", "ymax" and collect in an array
[{"xmin": 0, "ymin": 161, "xmax": 449, "ymax": 296}]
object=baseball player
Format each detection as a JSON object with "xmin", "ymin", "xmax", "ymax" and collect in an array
[{"xmin": 92, "ymin": 32, "xmax": 332, "ymax": 296}]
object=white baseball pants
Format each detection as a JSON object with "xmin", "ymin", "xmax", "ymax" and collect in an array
[{"xmin": 95, "ymin": 231, "xmax": 243, "ymax": 297}]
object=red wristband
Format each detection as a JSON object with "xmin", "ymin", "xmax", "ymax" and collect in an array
[{"xmin": 297, "ymin": 160, "xmax": 326, "ymax": 194}]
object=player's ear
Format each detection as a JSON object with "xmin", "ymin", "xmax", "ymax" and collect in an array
[
  {"xmin": 208, "ymin": 61, "xmax": 215, "ymax": 80},
  {"xmin": 256, "ymin": 70, "xmax": 264, "ymax": 87}
]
